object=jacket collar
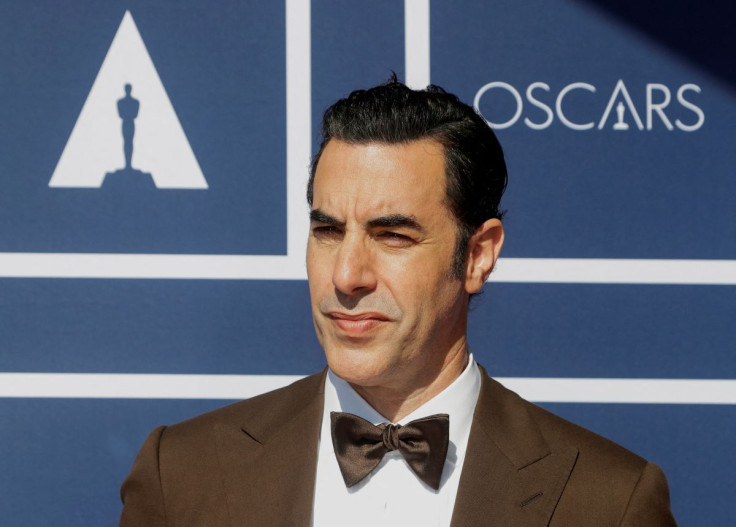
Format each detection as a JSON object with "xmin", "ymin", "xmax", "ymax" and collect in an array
[
  {"xmin": 451, "ymin": 369, "xmax": 579, "ymax": 527},
  {"xmin": 215, "ymin": 370, "xmax": 326, "ymax": 526}
]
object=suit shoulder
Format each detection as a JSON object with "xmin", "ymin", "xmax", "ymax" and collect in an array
[
  {"xmin": 486, "ymin": 375, "xmax": 646, "ymax": 471},
  {"xmin": 521, "ymin": 399, "xmax": 675, "ymax": 524},
  {"xmin": 484, "ymin": 378, "xmax": 675, "ymax": 524},
  {"xmin": 120, "ymin": 371, "xmax": 326, "ymax": 525},
  {"xmin": 525, "ymin": 399, "xmax": 647, "ymax": 471},
  {"xmin": 162, "ymin": 370, "xmax": 326, "ymax": 441}
]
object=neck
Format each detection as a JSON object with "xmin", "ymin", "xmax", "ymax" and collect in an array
[{"xmin": 350, "ymin": 343, "xmax": 469, "ymax": 422}]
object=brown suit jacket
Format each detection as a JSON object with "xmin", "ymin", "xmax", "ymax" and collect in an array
[{"xmin": 119, "ymin": 368, "xmax": 677, "ymax": 526}]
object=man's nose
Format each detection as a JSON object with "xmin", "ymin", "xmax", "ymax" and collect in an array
[{"xmin": 332, "ymin": 236, "xmax": 377, "ymax": 295}]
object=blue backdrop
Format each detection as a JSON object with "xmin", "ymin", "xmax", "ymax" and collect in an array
[{"xmin": 0, "ymin": 1, "xmax": 733, "ymax": 525}]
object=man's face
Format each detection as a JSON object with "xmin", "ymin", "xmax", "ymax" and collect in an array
[{"xmin": 307, "ymin": 139, "xmax": 470, "ymax": 393}]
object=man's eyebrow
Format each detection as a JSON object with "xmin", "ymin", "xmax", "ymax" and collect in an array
[
  {"xmin": 310, "ymin": 209, "xmax": 344, "ymax": 226},
  {"xmin": 366, "ymin": 214, "xmax": 425, "ymax": 232}
]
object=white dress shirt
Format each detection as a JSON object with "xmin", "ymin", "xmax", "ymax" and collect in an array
[{"xmin": 311, "ymin": 355, "xmax": 482, "ymax": 527}]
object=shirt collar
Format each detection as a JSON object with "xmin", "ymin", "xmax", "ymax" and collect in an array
[{"xmin": 324, "ymin": 353, "xmax": 481, "ymax": 450}]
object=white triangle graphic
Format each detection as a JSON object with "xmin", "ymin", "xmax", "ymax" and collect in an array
[{"xmin": 50, "ymin": 11, "xmax": 208, "ymax": 189}]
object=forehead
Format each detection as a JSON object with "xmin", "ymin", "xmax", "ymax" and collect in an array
[{"xmin": 312, "ymin": 139, "xmax": 448, "ymax": 217}]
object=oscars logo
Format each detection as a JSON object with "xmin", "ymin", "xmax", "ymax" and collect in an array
[
  {"xmin": 49, "ymin": 11, "xmax": 208, "ymax": 189},
  {"xmin": 474, "ymin": 79, "xmax": 704, "ymax": 132}
]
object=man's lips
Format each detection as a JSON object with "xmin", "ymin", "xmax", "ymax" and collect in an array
[{"xmin": 326, "ymin": 312, "xmax": 390, "ymax": 336}]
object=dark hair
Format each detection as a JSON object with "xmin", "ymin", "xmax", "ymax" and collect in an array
[{"xmin": 308, "ymin": 76, "xmax": 507, "ymax": 279}]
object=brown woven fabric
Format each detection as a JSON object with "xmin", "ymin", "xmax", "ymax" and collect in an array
[{"xmin": 119, "ymin": 369, "xmax": 677, "ymax": 526}]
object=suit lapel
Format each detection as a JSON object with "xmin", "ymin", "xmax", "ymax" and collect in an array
[
  {"xmin": 214, "ymin": 371, "xmax": 326, "ymax": 526},
  {"xmin": 451, "ymin": 372, "xmax": 578, "ymax": 527}
]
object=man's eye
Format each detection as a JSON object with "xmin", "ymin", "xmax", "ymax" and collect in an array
[
  {"xmin": 378, "ymin": 231, "xmax": 413, "ymax": 246},
  {"xmin": 312, "ymin": 225, "xmax": 341, "ymax": 239}
]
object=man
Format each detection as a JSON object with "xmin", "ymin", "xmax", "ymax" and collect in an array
[{"xmin": 119, "ymin": 79, "xmax": 677, "ymax": 526}]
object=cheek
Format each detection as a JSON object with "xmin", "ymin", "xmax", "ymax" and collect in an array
[
  {"xmin": 419, "ymin": 272, "xmax": 464, "ymax": 322},
  {"xmin": 306, "ymin": 250, "xmax": 331, "ymax": 295},
  {"xmin": 387, "ymin": 264, "xmax": 454, "ymax": 320}
]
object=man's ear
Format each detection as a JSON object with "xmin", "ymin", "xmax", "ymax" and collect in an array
[{"xmin": 464, "ymin": 218, "xmax": 504, "ymax": 294}]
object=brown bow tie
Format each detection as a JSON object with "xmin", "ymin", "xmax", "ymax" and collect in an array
[{"xmin": 330, "ymin": 411, "xmax": 450, "ymax": 490}]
